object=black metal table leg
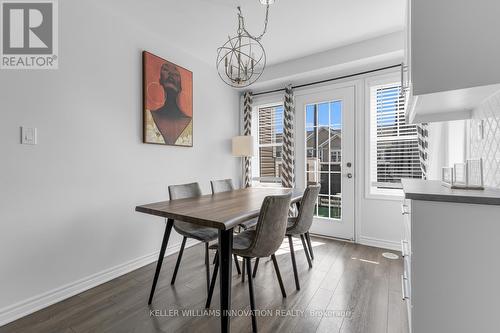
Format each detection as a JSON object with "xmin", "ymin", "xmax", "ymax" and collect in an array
[
  {"xmin": 148, "ymin": 218, "xmax": 174, "ymax": 305},
  {"xmin": 218, "ymin": 229, "xmax": 233, "ymax": 333}
]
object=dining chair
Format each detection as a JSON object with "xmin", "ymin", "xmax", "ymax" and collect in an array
[
  {"xmin": 283, "ymin": 184, "xmax": 321, "ymax": 290},
  {"xmin": 210, "ymin": 179, "xmax": 258, "ymax": 230},
  {"xmin": 168, "ymin": 182, "xmax": 219, "ymax": 293},
  {"xmin": 251, "ymin": 184, "xmax": 320, "ymax": 290},
  {"xmin": 206, "ymin": 193, "xmax": 292, "ymax": 333}
]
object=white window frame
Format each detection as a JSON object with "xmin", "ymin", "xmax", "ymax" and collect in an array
[{"xmin": 364, "ymin": 74, "xmax": 421, "ymax": 199}]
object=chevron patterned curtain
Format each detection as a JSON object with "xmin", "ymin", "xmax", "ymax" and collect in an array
[
  {"xmin": 417, "ymin": 123, "xmax": 429, "ymax": 179},
  {"xmin": 243, "ymin": 92, "xmax": 253, "ymax": 188},
  {"xmin": 281, "ymin": 85, "xmax": 295, "ymax": 188}
]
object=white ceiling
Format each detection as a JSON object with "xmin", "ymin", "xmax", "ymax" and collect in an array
[{"xmin": 101, "ymin": 0, "xmax": 405, "ymax": 66}]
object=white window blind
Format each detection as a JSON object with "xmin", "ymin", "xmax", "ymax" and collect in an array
[
  {"xmin": 256, "ymin": 105, "xmax": 284, "ymax": 184},
  {"xmin": 370, "ymin": 83, "xmax": 422, "ymax": 190}
]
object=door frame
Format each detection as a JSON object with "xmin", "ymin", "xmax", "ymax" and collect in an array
[{"xmin": 295, "ymin": 83, "xmax": 356, "ymax": 241}]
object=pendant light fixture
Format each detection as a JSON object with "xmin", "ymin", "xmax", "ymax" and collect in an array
[{"xmin": 216, "ymin": 1, "xmax": 273, "ymax": 88}]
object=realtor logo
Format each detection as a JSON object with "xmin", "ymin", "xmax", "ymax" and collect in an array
[{"xmin": 1, "ymin": 0, "xmax": 58, "ymax": 69}]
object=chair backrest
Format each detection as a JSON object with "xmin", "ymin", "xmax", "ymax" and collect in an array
[
  {"xmin": 291, "ymin": 184, "xmax": 321, "ymax": 234},
  {"xmin": 168, "ymin": 182, "xmax": 202, "ymax": 200},
  {"xmin": 210, "ymin": 179, "xmax": 234, "ymax": 194},
  {"xmin": 245, "ymin": 193, "xmax": 292, "ymax": 258}
]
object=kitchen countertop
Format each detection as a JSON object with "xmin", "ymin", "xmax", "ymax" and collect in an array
[{"xmin": 401, "ymin": 179, "xmax": 500, "ymax": 205}]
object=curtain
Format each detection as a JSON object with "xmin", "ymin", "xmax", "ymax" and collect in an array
[
  {"xmin": 417, "ymin": 123, "xmax": 429, "ymax": 179},
  {"xmin": 243, "ymin": 92, "xmax": 253, "ymax": 188},
  {"xmin": 281, "ymin": 85, "xmax": 295, "ymax": 188}
]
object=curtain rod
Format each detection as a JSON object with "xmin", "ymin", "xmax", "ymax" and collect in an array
[{"xmin": 251, "ymin": 63, "xmax": 402, "ymax": 96}]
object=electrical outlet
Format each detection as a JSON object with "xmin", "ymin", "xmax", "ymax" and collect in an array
[{"xmin": 21, "ymin": 127, "xmax": 37, "ymax": 145}]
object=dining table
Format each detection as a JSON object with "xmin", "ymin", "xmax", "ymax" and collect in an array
[{"xmin": 135, "ymin": 186, "xmax": 304, "ymax": 333}]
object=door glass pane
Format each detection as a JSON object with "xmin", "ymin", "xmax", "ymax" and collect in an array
[{"xmin": 305, "ymin": 100, "xmax": 343, "ymax": 220}]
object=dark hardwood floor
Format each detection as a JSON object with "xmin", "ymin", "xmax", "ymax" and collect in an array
[{"xmin": 0, "ymin": 237, "xmax": 408, "ymax": 333}]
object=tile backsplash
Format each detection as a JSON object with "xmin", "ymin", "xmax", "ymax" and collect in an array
[{"xmin": 470, "ymin": 90, "xmax": 500, "ymax": 187}]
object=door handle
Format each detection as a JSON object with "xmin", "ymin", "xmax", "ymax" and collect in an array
[{"xmin": 347, "ymin": 173, "xmax": 353, "ymax": 179}]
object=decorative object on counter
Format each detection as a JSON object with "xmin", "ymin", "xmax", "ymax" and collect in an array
[{"xmin": 441, "ymin": 159, "xmax": 484, "ymax": 189}]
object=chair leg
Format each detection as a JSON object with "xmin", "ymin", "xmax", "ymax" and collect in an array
[
  {"xmin": 305, "ymin": 232, "xmax": 314, "ymax": 260},
  {"xmin": 246, "ymin": 258, "xmax": 258, "ymax": 333},
  {"xmin": 234, "ymin": 254, "xmax": 241, "ymax": 275},
  {"xmin": 270, "ymin": 254, "xmax": 286, "ymax": 298},
  {"xmin": 171, "ymin": 236, "xmax": 187, "ymax": 285},
  {"xmin": 205, "ymin": 242, "xmax": 210, "ymax": 292},
  {"xmin": 300, "ymin": 234, "xmax": 313, "ymax": 269},
  {"xmin": 206, "ymin": 251, "xmax": 219, "ymax": 308},
  {"xmin": 252, "ymin": 258, "xmax": 260, "ymax": 278},
  {"xmin": 288, "ymin": 235, "xmax": 300, "ymax": 290},
  {"xmin": 242, "ymin": 258, "xmax": 246, "ymax": 283}
]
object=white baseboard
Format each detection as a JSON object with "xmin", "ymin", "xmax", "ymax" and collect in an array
[
  {"xmin": 0, "ymin": 239, "xmax": 198, "ymax": 327},
  {"xmin": 357, "ymin": 236, "xmax": 401, "ymax": 251}
]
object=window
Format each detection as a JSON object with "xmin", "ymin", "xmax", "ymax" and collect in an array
[
  {"xmin": 306, "ymin": 101, "xmax": 342, "ymax": 219},
  {"xmin": 369, "ymin": 83, "xmax": 422, "ymax": 193},
  {"xmin": 255, "ymin": 104, "xmax": 284, "ymax": 184}
]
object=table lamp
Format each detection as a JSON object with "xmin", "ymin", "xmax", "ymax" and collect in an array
[{"xmin": 232, "ymin": 135, "xmax": 255, "ymax": 187}]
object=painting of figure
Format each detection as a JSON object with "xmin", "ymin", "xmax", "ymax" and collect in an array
[{"xmin": 143, "ymin": 51, "xmax": 193, "ymax": 146}]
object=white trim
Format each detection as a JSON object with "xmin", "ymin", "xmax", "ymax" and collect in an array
[
  {"xmin": 310, "ymin": 233, "xmax": 401, "ymax": 252},
  {"xmin": 0, "ymin": 239, "xmax": 199, "ymax": 326},
  {"xmin": 308, "ymin": 233, "xmax": 354, "ymax": 243},
  {"xmin": 357, "ymin": 236, "xmax": 401, "ymax": 251}
]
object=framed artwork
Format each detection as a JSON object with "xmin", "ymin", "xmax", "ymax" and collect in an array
[{"xmin": 143, "ymin": 51, "xmax": 193, "ymax": 146}]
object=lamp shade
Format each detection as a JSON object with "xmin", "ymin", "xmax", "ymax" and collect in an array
[{"xmin": 232, "ymin": 136, "xmax": 255, "ymax": 157}]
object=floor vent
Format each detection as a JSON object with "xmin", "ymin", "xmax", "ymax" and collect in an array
[{"xmin": 382, "ymin": 252, "xmax": 399, "ymax": 260}]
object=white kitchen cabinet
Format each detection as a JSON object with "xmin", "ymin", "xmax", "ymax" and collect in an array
[
  {"xmin": 404, "ymin": 0, "xmax": 500, "ymax": 123},
  {"xmin": 401, "ymin": 179, "xmax": 500, "ymax": 333}
]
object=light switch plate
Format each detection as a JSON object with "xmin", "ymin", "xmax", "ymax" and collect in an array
[{"xmin": 21, "ymin": 127, "xmax": 37, "ymax": 145}]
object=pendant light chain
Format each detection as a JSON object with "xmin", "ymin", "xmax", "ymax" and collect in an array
[{"xmin": 237, "ymin": 3, "xmax": 270, "ymax": 41}]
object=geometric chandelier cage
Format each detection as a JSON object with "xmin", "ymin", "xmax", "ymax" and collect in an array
[{"xmin": 216, "ymin": 1, "xmax": 274, "ymax": 88}]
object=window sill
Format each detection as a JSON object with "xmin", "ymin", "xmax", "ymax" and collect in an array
[{"xmin": 365, "ymin": 188, "xmax": 405, "ymax": 201}]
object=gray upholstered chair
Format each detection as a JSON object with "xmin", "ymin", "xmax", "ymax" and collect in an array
[
  {"xmin": 210, "ymin": 178, "xmax": 234, "ymax": 193},
  {"xmin": 168, "ymin": 182, "xmax": 219, "ymax": 293},
  {"xmin": 251, "ymin": 185, "xmax": 320, "ymax": 290},
  {"xmin": 210, "ymin": 179, "xmax": 258, "ymax": 230},
  {"xmin": 206, "ymin": 193, "xmax": 292, "ymax": 333},
  {"xmin": 284, "ymin": 184, "xmax": 321, "ymax": 290}
]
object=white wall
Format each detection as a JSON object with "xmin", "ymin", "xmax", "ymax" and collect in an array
[
  {"xmin": 250, "ymin": 31, "xmax": 404, "ymax": 92},
  {"xmin": 0, "ymin": 0, "xmax": 239, "ymax": 323}
]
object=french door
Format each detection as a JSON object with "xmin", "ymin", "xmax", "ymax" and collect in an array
[{"xmin": 296, "ymin": 86, "xmax": 355, "ymax": 240}]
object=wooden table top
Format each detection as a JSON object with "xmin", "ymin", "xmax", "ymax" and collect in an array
[{"xmin": 135, "ymin": 187, "xmax": 304, "ymax": 230}]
